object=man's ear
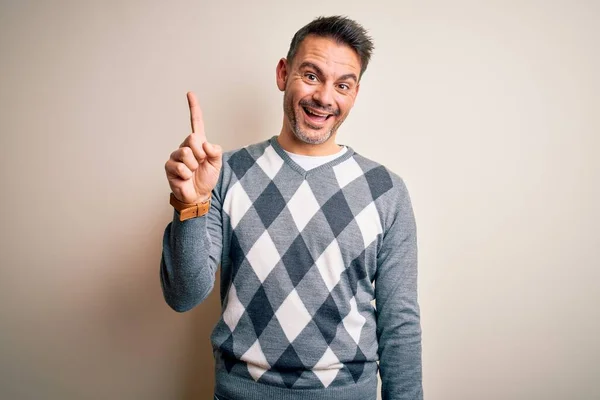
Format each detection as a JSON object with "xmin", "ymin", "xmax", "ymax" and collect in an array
[{"xmin": 276, "ymin": 58, "xmax": 288, "ymax": 92}]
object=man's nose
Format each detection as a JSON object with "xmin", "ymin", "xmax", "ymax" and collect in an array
[{"xmin": 313, "ymin": 84, "xmax": 334, "ymax": 109}]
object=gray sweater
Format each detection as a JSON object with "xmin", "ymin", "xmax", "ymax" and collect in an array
[{"xmin": 161, "ymin": 137, "xmax": 423, "ymax": 400}]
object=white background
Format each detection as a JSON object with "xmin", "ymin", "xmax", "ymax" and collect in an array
[{"xmin": 1, "ymin": 1, "xmax": 598, "ymax": 399}]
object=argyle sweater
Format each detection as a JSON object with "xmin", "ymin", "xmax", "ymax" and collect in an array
[{"xmin": 161, "ymin": 137, "xmax": 423, "ymax": 400}]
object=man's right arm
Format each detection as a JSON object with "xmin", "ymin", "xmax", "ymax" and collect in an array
[
  {"xmin": 160, "ymin": 189, "xmax": 223, "ymax": 312},
  {"xmin": 160, "ymin": 91, "xmax": 224, "ymax": 312}
]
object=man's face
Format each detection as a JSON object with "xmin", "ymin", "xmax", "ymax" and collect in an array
[{"xmin": 277, "ymin": 35, "xmax": 361, "ymax": 145}]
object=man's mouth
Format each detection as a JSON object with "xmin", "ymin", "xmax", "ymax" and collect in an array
[{"xmin": 302, "ymin": 106, "xmax": 332, "ymax": 125}]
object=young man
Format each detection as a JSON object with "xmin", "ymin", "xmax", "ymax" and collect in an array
[{"xmin": 162, "ymin": 16, "xmax": 423, "ymax": 400}]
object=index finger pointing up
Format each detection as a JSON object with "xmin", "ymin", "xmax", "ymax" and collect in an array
[{"xmin": 187, "ymin": 91, "xmax": 206, "ymax": 140}]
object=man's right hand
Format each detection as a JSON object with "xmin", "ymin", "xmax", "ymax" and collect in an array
[{"xmin": 165, "ymin": 92, "xmax": 223, "ymax": 204}]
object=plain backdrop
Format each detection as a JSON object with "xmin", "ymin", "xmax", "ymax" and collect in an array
[{"xmin": 1, "ymin": 1, "xmax": 598, "ymax": 399}]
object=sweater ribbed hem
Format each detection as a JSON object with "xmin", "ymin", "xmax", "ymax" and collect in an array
[{"xmin": 215, "ymin": 369, "xmax": 378, "ymax": 400}]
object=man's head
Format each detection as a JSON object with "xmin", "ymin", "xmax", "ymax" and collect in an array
[
  {"xmin": 286, "ymin": 16, "xmax": 374, "ymax": 79},
  {"xmin": 277, "ymin": 16, "xmax": 374, "ymax": 148}
]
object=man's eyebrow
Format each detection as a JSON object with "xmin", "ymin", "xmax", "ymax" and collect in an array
[
  {"xmin": 298, "ymin": 61, "xmax": 358, "ymax": 84},
  {"xmin": 298, "ymin": 62, "xmax": 325, "ymax": 77},
  {"xmin": 338, "ymin": 73, "xmax": 358, "ymax": 83}
]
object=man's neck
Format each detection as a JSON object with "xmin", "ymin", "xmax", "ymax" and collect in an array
[{"xmin": 277, "ymin": 129, "xmax": 341, "ymax": 156}]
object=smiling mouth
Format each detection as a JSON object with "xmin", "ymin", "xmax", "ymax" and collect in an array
[{"xmin": 302, "ymin": 106, "xmax": 332, "ymax": 125}]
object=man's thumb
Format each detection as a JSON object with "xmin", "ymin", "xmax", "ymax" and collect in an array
[{"xmin": 203, "ymin": 142, "xmax": 222, "ymax": 159}]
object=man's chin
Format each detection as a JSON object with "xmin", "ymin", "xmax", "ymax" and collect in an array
[{"xmin": 293, "ymin": 128, "xmax": 332, "ymax": 145}]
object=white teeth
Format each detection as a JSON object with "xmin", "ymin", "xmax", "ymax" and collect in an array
[{"xmin": 305, "ymin": 108, "xmax": 328, "ymax": 117}]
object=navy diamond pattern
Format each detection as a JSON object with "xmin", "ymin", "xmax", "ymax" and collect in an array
[
  {"xmin": 281, "ymin": 235, "xmax": 314, "ymax": 287},
  {"xmin": 345, "ymin": 250, "xmax": 368, "ymax": 296},
  {"xmin": 227, "ymin": 147, "xmax": 256, "ymax": 180},
  {"xmin": 246, "ymin": 286, "xmax": 274, "ymax": 338},
  {"xmin": 347, "ymin": 346, "xmax": 367, "ymax": 383},
  {"xmin": 254, "ymin": 182, "xmax": 287, "ymax": 229},
  {"xmin": 321, "ymin": 190, "xmax": 354, "ymax": 237},
  {"xmin": 273, "ymin": 345, "xmax": 304, "ymax": 388},
  {"xmin": 229, "ymin": 231, "xmax": 245, "ymax": 280},
  {"xmin": 313, "ymin": 294, "xmax": 343, "ymax": 344},
  {"xmin": 364, "ymin": 165, "xmax": 393, "ymax": 201},
  {"xmin": 221, "ymin": 334, "xmax": 236, "ymax": 372}
]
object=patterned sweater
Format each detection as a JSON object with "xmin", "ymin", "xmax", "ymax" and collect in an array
[{"xmin": 161, "ymin": 137, "xmax": 423, "ymax": 400}]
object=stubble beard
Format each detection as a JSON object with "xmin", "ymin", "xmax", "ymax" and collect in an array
[
  {"xmin": 293, "ymin": 120, "xmax": 333, "ymax": 145},
  {"xmin": 284, "ymin": 92, "xmax": 338, "ymax": 146}
]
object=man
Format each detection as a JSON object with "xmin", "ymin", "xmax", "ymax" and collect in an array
[{"xmin": 161, "ymin": 16, "xmax": 422, "ymax": 400}]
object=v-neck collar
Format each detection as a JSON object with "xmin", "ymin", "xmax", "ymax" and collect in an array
[{"xmin": 269, "ymin": 135, "xmax": 355, "ymax": 178}]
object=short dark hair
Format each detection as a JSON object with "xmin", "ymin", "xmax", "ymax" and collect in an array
[{"xmin": 286, "ymin": 16, "xmax": 374, "ymax": 78}]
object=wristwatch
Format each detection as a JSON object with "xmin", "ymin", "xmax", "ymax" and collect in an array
[{"xmin": 170, "ymin": 193, "xmax": 211, "ymax": 221}]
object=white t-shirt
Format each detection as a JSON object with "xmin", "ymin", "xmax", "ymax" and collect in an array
[{"xmin": 283, "ymin": 146, "xmax": 348, "ymax": 170}]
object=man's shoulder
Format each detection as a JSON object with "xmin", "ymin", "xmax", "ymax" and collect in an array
[
  {"xmin": 350, "ymin": 150, "xmax": 409, "ymax": 197},
  {"xmin": 221, "ymin": 137, "xmax": 273, "ymax": 164},
  {"xmin": 215, "ymin": 137, "xmax": 274, "ymax": 185},
  {"xmin": 350, "ymin": 151, "xmax": 414, "ymax": 229}
]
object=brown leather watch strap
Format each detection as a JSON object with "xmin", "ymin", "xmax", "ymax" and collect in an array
[{"xmin": 169, "ymin": 193, "xmax": 211, "ymax": 221}]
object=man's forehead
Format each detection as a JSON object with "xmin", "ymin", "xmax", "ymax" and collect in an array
[{"xmin": 293, "ymin": 35, "xmax": 361, "ymax": 74}]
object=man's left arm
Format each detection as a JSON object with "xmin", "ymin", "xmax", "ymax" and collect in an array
[{"xmin": 376, "ymin": 179, "xmax": 423, "ymax": 400}]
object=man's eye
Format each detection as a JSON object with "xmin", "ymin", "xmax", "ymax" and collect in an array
[
  {"xmin": 339, "ymin": 83, "xmax": 349, "ymax": 90},
  {"xmin": 305, "ymin": 73, "xmax": 317, "ymax": 81}
]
